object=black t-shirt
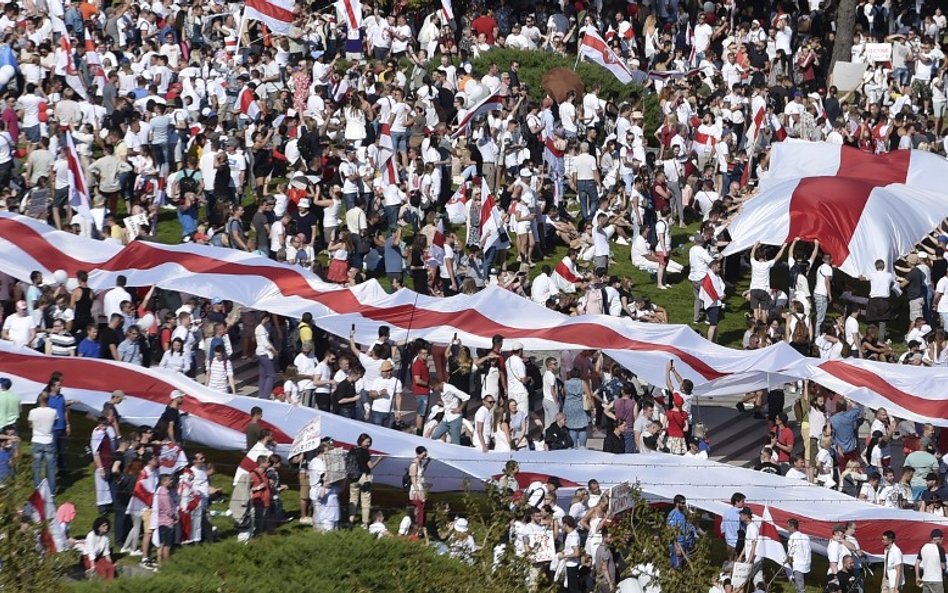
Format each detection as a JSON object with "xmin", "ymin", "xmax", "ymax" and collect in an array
[
  {"xmin": 351, "ymin": 446, "xmax": 371, "ymax": 474},
  {"xmin": 331, "ymin": 380, "xmax": 357, "ymax": 413},
  {"xmin": 99, "ymin": 326, "xmax": 122, "ymax": 360},
  {"xmin": 157, "ymin": 406, "xmax": 182, "ymax": 443},
  {"xmin": 906, "ymin": 267, "xmax": 925, "ymax": 300},
  {"xmin": 294, "ymin": 211, "xmax": 318, "ymax": 244}
]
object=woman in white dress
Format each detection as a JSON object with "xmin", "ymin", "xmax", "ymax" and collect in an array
[{"xmin": 492, "ymin": 408, "xmax": 512, "ymax": 452}]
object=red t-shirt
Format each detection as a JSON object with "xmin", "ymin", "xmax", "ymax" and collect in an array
[
  {"xmin": 471, "ymin": 16, "xmax": 498, "ymax": 44},
  {"xmin": 411, "ymin": 357, "xmax": 430, "ymax": 395},
  {"xmin": 776, "ymin": 426, "xmax": 795, "ymax": 463},
  {"xmin": 666, "ymin": 409, "xmax": 687, "ymax": 438}
]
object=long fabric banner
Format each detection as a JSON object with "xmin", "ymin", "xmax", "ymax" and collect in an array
[
  {"xmin": 0, "ymin": 342, "xmax": 944, "ymax": 559},
  {"xmin": 2, "ymin": 214, "xmax": 948, "ymax": 425}
]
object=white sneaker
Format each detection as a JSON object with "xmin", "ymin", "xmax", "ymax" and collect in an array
[{"xmin": 129, "ymin": 550, "xmax": 143, "ymax": 557}]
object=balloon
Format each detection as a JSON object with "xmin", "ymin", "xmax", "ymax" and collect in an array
[
  {"xmin": 465, "ymin": 82, "xmax": 487, "ymax": 108},
  {"xmin": 53, "ymin": 269, "xmax": 68, "ymax": 284},
  {"xmin": 0, "ymin": 64, "xmax": 14, "ymax": 87},
  {"xmin": 138, "ymin": 313, "xmax": 156, "ymax": 330},
  {"xmin": 65, "ymin": 278, "xmax": 79, "ymax": 292}
]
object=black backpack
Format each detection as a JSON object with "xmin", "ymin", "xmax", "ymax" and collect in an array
[
  {"xmin": 345, "ymin": 449, "xmax": 362, "ymax": 481},
  {"xmin": 179, "ymin": 170, "xmax": 200, "ymax": 196}
]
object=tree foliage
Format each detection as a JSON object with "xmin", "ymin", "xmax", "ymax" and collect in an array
[{"xmin": 0, "ymin": 456, "xmax": 70, "ymax": 593}]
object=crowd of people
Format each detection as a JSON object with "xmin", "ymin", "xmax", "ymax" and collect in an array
[{"xmin": 1, "ymin": 0, "xmax": 948, "ymax": 588}]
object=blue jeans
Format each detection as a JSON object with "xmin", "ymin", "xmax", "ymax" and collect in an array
[
  {"xmin": 577, "ymin": 179, "xmax": 598, "ymax": 222},
  {"xmin": 568, "ymin": 428, "xmax": 588, "ymax": 449},
  {"xmin": 32, "ymin": 442, "xmax": 57, "ymax": 493},
  {"xmin": 24, "ymin": 124, "xmax": 40, "ymax": 143},
  {"xmin": 815, "ymin": 294, "xmax": 829, "ymax": 331},
  {"xmin": 337, "ymin": 406, "xmax": 357, "ymax": 420},
  {"xmin": 370, "ymin": 410, "xmax": 391, "ymax": 427},
  {"xmin": 258, "ymin": 356, "xmax": 276, "ymax": 399},
  {"xmin": 623, "ymin": 432, "xmax": 636, "ymax": 454},
  {"xmin": 415, "ymin": 395, "xmax": 429, "ymax": 419},
  {"xmin": 391, "ymin": 131, "xmax": 409, "ymax": 153},
  {"xmin": 430, "ymin": 417, "xmax": 462, "ymax": 445},
  {"xmin": 343, "ymin": 192, "xmax": 358, "ymax": 210},
  {"xmin": 384, "ymin": 204, "xmax": 399, "ymax": 231}
]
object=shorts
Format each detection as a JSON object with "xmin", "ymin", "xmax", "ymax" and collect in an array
[
  {"xmin": 299, "ymin": 468, "xmax": 310, "ymax": 493},
  {"xmin": 158, "ymin": 525, "xmax": 174, "ymax": 547},
  {"xmin": 54, "ymin": 187, "xmax": 69, "ymax": 208},
  {"xmin": 415, "ymin": 394, "xmax": 429, "ymax": 418},
  {"xmin": 749, "ymin": 289, "xmax": 771, "ymax": 311},
  {"xmin": 706, "ymin": 305, "xmax": 722, "ymax": 326}
]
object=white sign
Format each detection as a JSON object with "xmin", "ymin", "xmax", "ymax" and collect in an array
[
  {"xmin": 608, "ymin": 482, "xmax": 634, "ymax": 516},
  {"xmin": 830, "ymin": 61, "xmax": 869, "ymax": 92},
  {"xmin": 289, "ymin": 417, "xmax": 322, "ymax": 458},
  {"xmin": 525, "ymin": 531, "xmax": 556, "ymax": 563},
  {"xmin": 864, "ymin": 42, "xmax": 892, "ymax": 63},
  {"xmin": 731, "ymin": 561, "xmax": 753, "ymax": 589},
  {"xmin": 124, "ymin": 213, "xmax": 150, "ymax": 242}
]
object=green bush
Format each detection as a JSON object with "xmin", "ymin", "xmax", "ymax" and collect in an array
[
  {"xmin": 469, "ymin": 48, "xmax": 661, "ymax": 138},
  {"xmin": 69, "ymin": 529, "xmax": 475, "ymax": 593}
]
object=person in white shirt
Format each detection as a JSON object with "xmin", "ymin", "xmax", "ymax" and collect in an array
[
  {"xmin": 505, "ymin": 342, "xmax": 530, "ymax": 412},
  {"xmin": 915, "ymin": 529, "xmax": 946, "ymax": 590},
  {"xmin": 28, "ymin": 393, "xmax": 59, "ymax": 493},
  {"xmin": 103, "ymin": 276, "xmax": 133, "ymax": 320},
  {"xmin": 540, "ymin": 357, "xmax": 560, "ymax": 430},
  {"xmin": 749, "ymin": 242, "xmax": 788, "ymax": 321},
  {"xmin": 473, "ymin": 396, "xmax": 495, "ymax": 452},
  {"xmin": 688, "ymin": 236, "xmax": 715, "ymax": 323},
  {"xmin": 368, "ymin": 360, "xmax": 402, "ymax": 427},
  {"xmin": 814, "ymin": 252, "xmax": 834, "ymax": 331},
  {"xmin": 785, "ymin": 518, "xmax": 811, "ymax": 593},
  {"xmin": 882, "ymin": 530, "xmax": 905, "ymax": 593},
  {"xmin": 784, "ymin": 455, "xmax": 808, "ymax": 480},
  {"xmin": 428, "ymin": 378, "xmax": 470, "ymax": 445},
  {"xmin": 2, "ymin": 300, "xmax": 36, "ymax": 347},
  {"xmin": 738, "ymin": 508, "xmax": 764, "ymax": 586},
  {"xmin": 531, "ymin": 264, "xmax": 556, "ymax": 305}
]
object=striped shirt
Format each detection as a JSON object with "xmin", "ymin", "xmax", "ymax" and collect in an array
[
  {"xmin": 46, "ymin": 332, "xmax": 76, "ymax": 357},
  {"xmin": 206, "ymin": 357, "xmax": 233, "ymax": 393}
]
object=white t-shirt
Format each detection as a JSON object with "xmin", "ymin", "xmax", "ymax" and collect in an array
[
  {"xmin": 2, "ymin": 313, "xmax": 34, "ymax": 347},
  {"xmin": 826, "ymin": 540, "xmax": 850, "ymax": 572},
  {"xmin": 936, "ymin": 276, "xmax": 948, "ymax": 313},
  {"xmin": 506, "ymin": 355, "xmax": 528, "ymax": 397},
  {"xmin": 868, "ymin": 270, "xmax": 893, "ymax": 298},
  {"xmin": 742, "ymin": 520, "xmax": 761, "ymax": 561},
  {"xmin": 884, "ymin": 543, "xmax": 905, "ymax": 587},
  {"xmin": 474, "ymin": 405, "xmax": 494, "ymax": 449},
  {"xmin": 542, "ymin": 370, "xmax": 558, "ymax": 403},
  {"xmin": 369, "ymin": 376, "xmax": 402, "ymax": 413},
  {"xmin": 918, "ymin": 541, "xmax": 944, "ymax": 583},
  {"xmin": 28, "ymin": 406, "xmax": 58, "ymax": 444},
  {"xmin": 844, "ymin": 316, "xmax": 861, "ymax": 347},
  {"xmin": 814, "ymin": 263, "xmax": 833, "ymax": 297},
  {"xmin": 750, "ymin": 258, "xmax": 776, "ymax": 291},
  {"xmin": 788, "ymin": 531, "xmax": 812, "ymax": 573}
]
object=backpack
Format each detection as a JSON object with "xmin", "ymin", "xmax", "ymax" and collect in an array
[
  {"xmin": 179, "ymin": 169, "xmax": 200, "ymax": 196},
  {"xmin": 401, "ymin": 463, "xmax": 413, "ymax": 493},
  {"xmin": 345, "ymin": 449, "xmax": 362, "ymax": 481},
  {"xmin": 791, "ymin": 314, "xmax": 809, "ymax": 344}
]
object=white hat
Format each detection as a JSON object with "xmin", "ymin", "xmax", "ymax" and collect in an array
[
  {"xmin": 518, "ymin": 168, "xmax": 532, "ymax": 178},
  {"xmin": 918, "ymin": 251, "xmax": 929, "ymax": 259},
  {"xmin": 454, "ymin": 518, "xmax": 469, "ymax": 533},
  {"xmin": 299, "ymin": 198, "xmax": 311, "ymax": 209},
  {"xmin": 170, "ymin": 389, "xmax": 185, "ymax": 400},
  {"xmin": 510, "ymin": 341, "xmax": 523, "ymax": 351}
]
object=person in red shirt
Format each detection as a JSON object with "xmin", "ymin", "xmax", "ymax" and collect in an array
[
  {"xmin": 652, "ymin": 170, "xmax": 671, "ymax": 212},
  {"xmin": 250, "ymin": 455, "xmax": 275, "ymax": 536},
  {"xmin": 665, "ymin": 393, "xmax": 689, "ymax": 455},
  {"xmin": 771, "ymin": 413, "xmax": 795, "ymax": 463},
  {"xmin": 409, "ymin": 341, "xmax": 430, "ymax": 434},
  {"xmin": 470, "ymin": 9, "xmax": 498, "ymax": 45}
]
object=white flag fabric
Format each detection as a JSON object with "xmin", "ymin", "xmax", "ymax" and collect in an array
[
  {"xmin": 377, "ymin": 122, "xmax": 398, "ymax": 187},
  {"xmin": 26, "ymin": 479, "xmax": 67, "ymax": 552},
  {"xmin": 724, "ymin": 142, "xmax": 948, "ymax": 277},
  {"xmin": 479, "ymin": 176, "xmax": 504, "ymax": 251},
  {"xmin": 244, "ymin": 0, "xmax": 295, "ymax": 35},
  {"xmin": 58, "ymin": 36, "xmax": 87, "ymax": 100},
  {"xmin": 64, "ymin": 132, "xmax": 92, "ymax": 221},
  {"xmin": 336, "ymin": 0, "xmax": 362, "ymax": 29},
  {"xmin": 758, "ymin": 505, "xmax": 789, "ymax": 566},
  {"xmin": 0, "ymin": 341, "xmax": 945, "ymax": 562},
  {"xmin": 8, "ymin": 213, "xmax": 948, "ymax": 425},
  {"xmin": 578, "ymin": 30, "xmax": 634, "ymax": 84},
  {"xmin": 452, "ymin": 91, "xmax": 504, "ymax": 138}
]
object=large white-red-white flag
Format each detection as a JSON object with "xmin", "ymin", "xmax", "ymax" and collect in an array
[
  {"xmin": 578, "ymin": 30, "xmax": 634, "ymax": 84},
  {"xmin": 64, "ymin": 131, "xmax": 92, "ymax": 221},
  {"xmin": 244, "ymin": 0, "xmax": 296, "ymax": 35},
  {"xmin": 724, "ymin": 142, "xmax": 948, "ymax": 277},
  {"xmin": 26, "ymin": 479, "xmax": 67, "ymax": 553},
  {"xmin": 378, "ymin": 122, "xmax": 398, "ymax": 187},
  {"xmin": 234, "ymin": 440, "xmax": 274, "ymax": 485},
  {"xmin": 744, "ymin": 94, "xmax": 767, "ymax": 149},
  {"xmin": 336, "ymin": 0, "xmax": 362, "ymax": 29},
  {"xmin": 758, "ymin": 506, "xmax": 789, "ymax": 566},
  {"xmin": 479, "ymin": 177, "xmax": 504, "ymax": 250},
  {"xmin": 58, "ymin": 36, "xmax": 87, "ymax": 100},
  {"xmin": 452, "ymin": 91, "xmax": 504, "ymax": 138},
  {"xmin": 83, "ymin": 28, "xmax": 106, "ymax": 93},
  {"xmin": 238, "ymin": 85, "xmax": 261, "ymax": 120},
  {"xmin": 440, "ymin": 0, "xmax": 454, "ymax": 22},
  {"xmin": 426, "ymin": 219, "xmax": 446, "ymax": 267}
]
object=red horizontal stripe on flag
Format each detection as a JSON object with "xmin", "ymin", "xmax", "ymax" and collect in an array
[
  {"xmin": 0, "ymin": 350, "xmax": 294, "ymax": 444},
  {"xmin": 245, "ymin": 0, "xmax": 295, "ymax": 23},
  {"xmin": 0, "ymin": 218, "xmax": 725, "ymax": 381}
]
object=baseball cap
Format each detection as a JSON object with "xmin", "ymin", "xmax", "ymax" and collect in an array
[
  {"xmin": 934, "ymin": 529, "xmax": 944, "ymax": 538},
  {"xmin": 212, "ymin": 297, "xmax": 223, "ymax": 305},
  {"xmin": 170, "ymin": 389, "xmax": 185, "ymax": 400},
  {"xmin": 509, "ymin": 341, "xmax": 523, "ymax": 351}
]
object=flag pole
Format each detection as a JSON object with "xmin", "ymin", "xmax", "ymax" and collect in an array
[
  {"xmin": 234, "ymin": 9, "xmax": 248, "ymax": 62},
  {"xmin": 574, "ymin": 33, "xmax": 584, "ymax": 69}
]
